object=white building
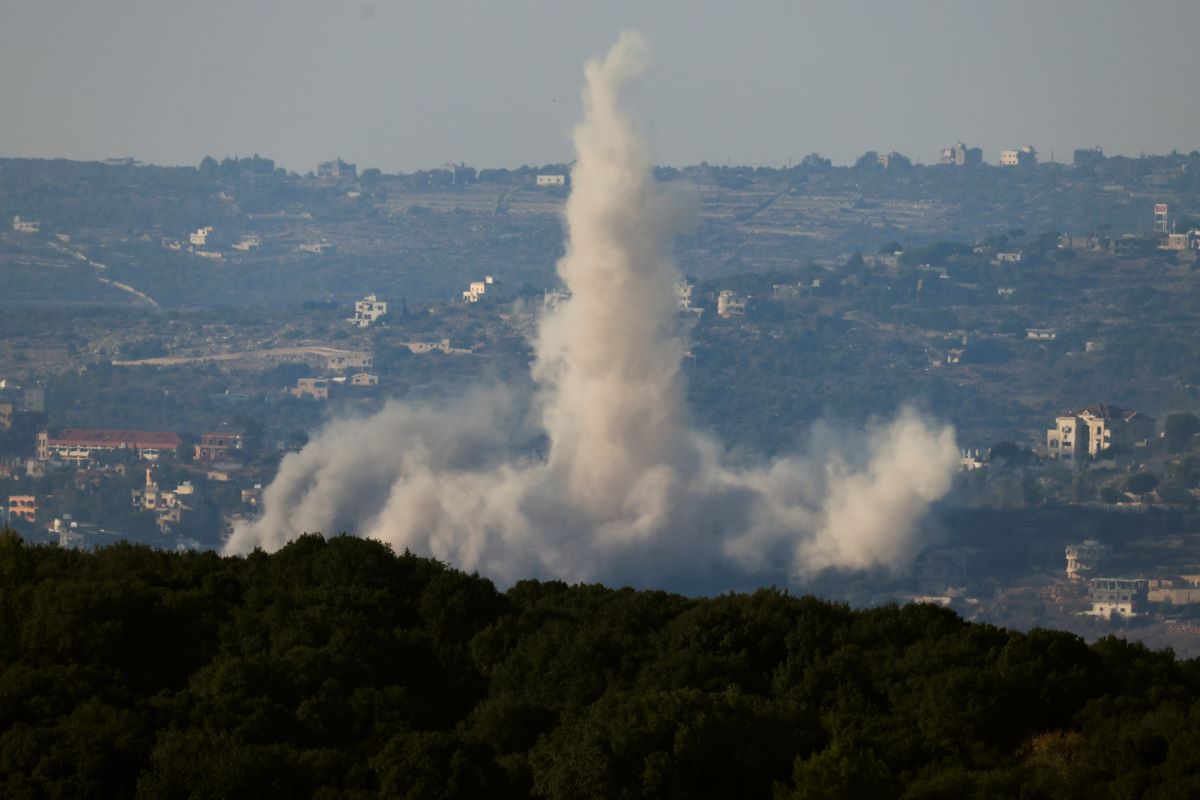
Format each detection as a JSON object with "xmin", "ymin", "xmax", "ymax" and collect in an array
[
  {"xmin": 232, "ymin": 234, "xmax": 260, "ymax": 251},
  {"xmin": 463, "ymin": 275, "xmax": 495, "ymax": 303},
  {"xmin": 12, "ymin": 216, "xmax": 40, "ymax": 234},
  {"xmin": 717, "ymin": 290, "xmax": 747, "ymax": 319},
  {"xmin": 1046, "ymin": 404, "xmax": 1155, "ymax": 463},
  {"xmin": 1088, "ymin": 578, "xmax": 1147, "ymax": 618},
  {"xmin": 1000, "ymin": 146, "xmax": 1037, "ymax": 167},
  {"xmin": 189, "ymin": 226, "xmax": 214, "ymax": 246},
  {"xmin": 536, "ymin": 174, "xmax": 566, "ymax": 187},
  {"xmin": 352, "ymin": 294, "xmax": 388, "ymax": 327}
]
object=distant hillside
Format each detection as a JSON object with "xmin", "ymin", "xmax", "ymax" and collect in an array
[
  {"xmin": 3, "ymin": 152, "xmax": 1199, "ymax": 308},
  {"xmin": 1, "ymin": 531, "xmax": 1198, "ymax": 799}
]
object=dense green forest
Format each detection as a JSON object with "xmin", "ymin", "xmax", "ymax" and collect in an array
[{"xmin": 1, "ymin": 532, "xmax": 1199, "ymax": 799}]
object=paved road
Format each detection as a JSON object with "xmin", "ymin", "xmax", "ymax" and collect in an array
[{"xmin": 112, "ymin": 346, "xmax": 356, "ymax": 367}]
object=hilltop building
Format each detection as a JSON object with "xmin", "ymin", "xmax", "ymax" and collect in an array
[
  {"xmin": 939, "ymin": 142, "xmax": 982, "ymax": 166},
  {"xmin": 1046, "ymin": 404, "xmax": 1154, "ymax": 463},
  {"xmin": 535, "ymin": 174, "xmax": 566, "ymax": 187},
  {"xmin": 317, "ymin": 158, "xmax": 357, "ymax": 180},
  {"xmin": 1073, "ymin": 146, "xmax": 1104, "ymax": 167},
  {"xmin": 1000, "ymin": 146, "xmax": 1037, "ymax": 167}
]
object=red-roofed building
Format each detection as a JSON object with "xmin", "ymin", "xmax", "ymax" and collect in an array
[{"xmin": 37, "ymin": 429, "xmax": 182, "ymax": 463}]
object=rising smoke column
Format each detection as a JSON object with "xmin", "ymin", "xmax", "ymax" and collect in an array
[{"xmin": 227, "ymin": 32, "xmax": 961, "ymax": 588}]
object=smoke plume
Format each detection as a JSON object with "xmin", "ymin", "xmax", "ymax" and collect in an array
[{"xmin": 227, "ymin": 32, "xmax": 960, "ymax": 588}]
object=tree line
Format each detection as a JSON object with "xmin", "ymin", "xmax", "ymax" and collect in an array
[{"xmin": 1, "ymin": 532, "xmax": 1198, "ymax": 798}]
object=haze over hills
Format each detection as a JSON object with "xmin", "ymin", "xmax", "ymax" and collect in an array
[
  {"xmin": 2, "ymin": 142, "xmax": 1197, "ymax": 309},
  {"xmin": 4, "ymin": 2, "xmax": 1200, "ymax": 170}
]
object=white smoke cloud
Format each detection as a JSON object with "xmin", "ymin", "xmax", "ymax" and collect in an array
[{"xmin": 227, "ymin": 32, "xmax": 960, "ymax": 588}]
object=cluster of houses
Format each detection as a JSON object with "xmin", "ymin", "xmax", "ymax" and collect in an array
[
  {"xmin": 3, "ymin": 424, "xmax": 264, "ymax": 538},
  {"xmin": 289, "ymin": 352, "xmax": 379, "ymax": 400},
  {"xmin": 130, "ymin": 467, "xmax": 195, "ymax": 534},
  {"xmin": 163, "ymin": 225, "xmax": 334, "ymax": 259},
  {"xmin": 1065, "ymin": 539, "xmax": 1200, "ymax": 620}
]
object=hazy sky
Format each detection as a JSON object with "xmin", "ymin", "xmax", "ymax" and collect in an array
[{"xmin": 2, "ymin": 1, "xmax": 1198, "ymax": 173}]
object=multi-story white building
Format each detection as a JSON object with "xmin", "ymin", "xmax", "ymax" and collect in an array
[
  {"xmin": 1000, "ymin": 146, "xmax": 1037, "ymax": 167},
  {"xmin": 1046, "ymin": 404, "xmax": 1155, "ymax": 463},
  {"xmin": 1088, "ymin": 578, "xmax": 1148, "ymax": 618},
  {"xmin": 12, "ymin": 216, "xmax": 41, "ymax": 234},
  {"xmin": 352, "ymin": 294, "xmax": 388, "ymax": 327},
  {"xmin": 536, "ymin": 174, "xmax": 566, "ymax": 187}
]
